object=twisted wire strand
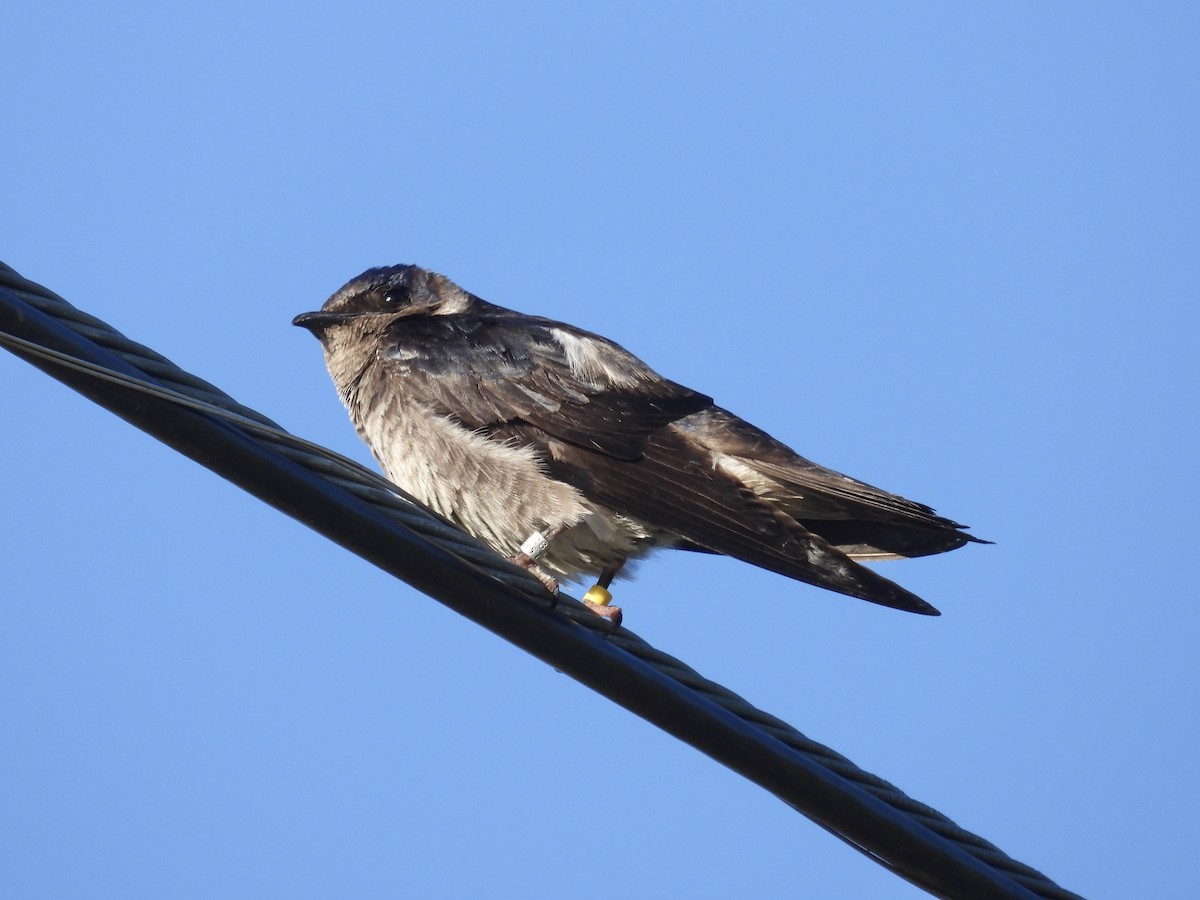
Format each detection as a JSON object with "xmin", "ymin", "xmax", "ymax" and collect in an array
[{"xmin": 0, "ymin": 262, "xmax": 1081, "ymax": 900}]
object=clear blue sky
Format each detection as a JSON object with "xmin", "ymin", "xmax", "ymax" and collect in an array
[{"xmin": 3, "ymin": 4, "xmax": 1197, "ymax": 898}]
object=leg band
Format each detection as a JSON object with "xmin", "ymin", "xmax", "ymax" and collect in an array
[{"xmin": 520, "ymin": 531, "xmax": 550, "ymax": 560}]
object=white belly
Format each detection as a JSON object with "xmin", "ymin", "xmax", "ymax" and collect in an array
[{"xmin": 348, "ymin": 387, "xmax": 662, "ymax": 581}]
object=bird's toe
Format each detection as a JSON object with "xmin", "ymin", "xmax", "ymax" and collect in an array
[{"xmin": 583, "ymin": 599, "xmax": 623, "ymax": 630}]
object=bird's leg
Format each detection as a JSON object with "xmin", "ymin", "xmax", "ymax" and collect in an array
[
  {"xmin": 511, "ymin": 524, "xmax": 567, "ymax": 595},
  {"xmin": 583, "ymin": 561, "xmax": 624, "ymax": 629},
  {"xmin": 514, "ymin": 528, "xmax": 624, "ymax": 630}
]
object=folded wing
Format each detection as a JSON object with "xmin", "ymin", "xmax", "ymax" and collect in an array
[{"xmin": 380, "ymin": 312, "xmax": 978, "ymax": 614}]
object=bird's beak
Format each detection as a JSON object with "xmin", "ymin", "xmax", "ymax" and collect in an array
[{"xmin": 292, "ymin": 311, "xmax": 352, "ymax": 333}]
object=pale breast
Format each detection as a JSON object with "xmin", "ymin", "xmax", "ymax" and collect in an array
[{"xmin": 344, "ymin": 370, "xmax": 666, "ymax": 580}]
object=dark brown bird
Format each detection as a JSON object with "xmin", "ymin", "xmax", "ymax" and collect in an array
[{"xmin": 294, "ymin": 265, "xmax": 984, "ymax": 624}]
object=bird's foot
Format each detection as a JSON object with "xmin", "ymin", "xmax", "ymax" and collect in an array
[
  {"xmin": 583, "ymin": 584, "xmax": 622, "ymax": 630},
  {"xmin": 511, "ymin": 527, "xmax": 566, "ymax": 601},
  {"xmin": 582, "ymin": 599, "xmax": 623, "ymax": 630},
  {"xmin": 512, "ymin": 551, "xmax": 559, "ymax": 597}
]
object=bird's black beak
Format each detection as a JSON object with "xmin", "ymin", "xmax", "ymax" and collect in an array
[{"xmin": 292, "ymin": 311, "xmax": 351, "ymax": 333}]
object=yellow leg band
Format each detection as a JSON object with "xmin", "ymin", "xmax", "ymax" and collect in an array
[{"xmin": 583, "ymin": 585, "xmax": 613, "ymax": 606}]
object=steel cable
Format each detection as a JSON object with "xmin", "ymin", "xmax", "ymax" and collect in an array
[{"xmin": 0, "ymin": 261, "xmax": 1082, "ymax": 900}]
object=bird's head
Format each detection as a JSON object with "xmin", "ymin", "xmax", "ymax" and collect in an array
[{"xmin": 292, "ymin": 265, "xmax": 479, "ymax": 342}]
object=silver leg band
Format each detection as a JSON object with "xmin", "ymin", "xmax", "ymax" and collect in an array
[{"xmin": 520, "ymin": 531, "xmax": 550, "ymax": 560}]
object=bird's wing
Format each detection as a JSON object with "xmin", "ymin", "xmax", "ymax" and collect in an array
[
  {"xmin": 378, "ymin": 314, "xmax": 712, "ymax": 459},
  {"xmin": 512, "ymin": 422, "xmax": 940, "ymax": 615},
  {"xmin": 676, "ymin": 408, "xmax": 984, "ymax": 559},
  {"xmin": 380, "ymin": 313, "xmax": 949, "ymax": 613}
]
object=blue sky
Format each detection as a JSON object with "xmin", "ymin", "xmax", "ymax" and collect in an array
[{"xmin": 3, "ymin": 4, "xmax": 1197, "ymax": 898}]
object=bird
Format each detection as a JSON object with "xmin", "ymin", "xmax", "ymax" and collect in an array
[{"xmin": 293, "ymin": 264, "xmax": 985, "ymax": 626}]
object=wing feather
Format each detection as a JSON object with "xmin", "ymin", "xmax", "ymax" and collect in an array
[
  {"xmin": 503, "ymin": 423, "xmax": 939, "ymax": 615},
  {"xmin": 677, "ymin": 407, "xmax": 984, "ymax": 558},
  {"xmin": 378, "ymin": 310, "xmax": 966, "ymax": 612},
  {"xmin": 379, "ymin": 314, "xmax": 711, "ymax": 459}
]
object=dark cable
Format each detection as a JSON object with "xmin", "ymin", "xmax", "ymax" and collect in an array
[{"xmin": 0, "ymin": 262, "xmax": 1081, "ymax": 900}]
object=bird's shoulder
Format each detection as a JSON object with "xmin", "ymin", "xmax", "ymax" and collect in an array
[
  {"xmin": 380, "ymin": 311, "xmax": 647, "ymax": 383},
  {"xmin": 376, "ymin": 310, "xmax": 713, "ymax": 459}
]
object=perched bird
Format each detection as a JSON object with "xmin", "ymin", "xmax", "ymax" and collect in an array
[{"xmin": 294, "ymin": 265, "xmax": 984, "ymax": 625}]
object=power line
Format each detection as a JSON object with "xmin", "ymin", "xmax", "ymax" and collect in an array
[{"xmin": 0, "ymin": 262, "xmax": 1081, "ymax": 900}]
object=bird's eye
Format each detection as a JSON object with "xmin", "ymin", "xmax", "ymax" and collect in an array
[{"xmin": 382, "ymin": 289, "xmax": 406, "ymax": 307}]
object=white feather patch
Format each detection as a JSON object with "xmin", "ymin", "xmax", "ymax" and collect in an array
[{"xmin": 550, "ymin": 328, "xmax": 639, "ymax": 387}]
